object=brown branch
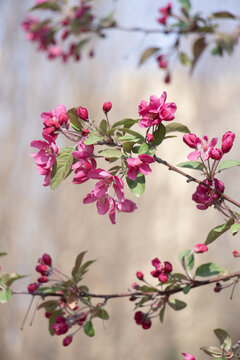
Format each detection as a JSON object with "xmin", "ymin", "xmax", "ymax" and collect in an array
[
  {"xmin": 12, "ymin": 271, "xmax": 240, "ymax": 300},
  {"xmin": 154, "ymin": 155, "xmax": 240, "ymax": 209}
]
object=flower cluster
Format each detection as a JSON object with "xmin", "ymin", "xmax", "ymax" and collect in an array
[
  {"xmin": 27, "ymin": 253, "xmax": 52, "ymax": 292},
  {"xmin": 138, "ymin": 92, "xmax": 177, "ymax": 128},
  {"xmin": 134, "ymin": 311, "xmax": 152, "ymax": 329},
  {"xmin": 192, "ymin": 178, "xmax": 225, "ymax": 210},
  {"xmin": 183, "ymin": 131, "xmax": 235, "ymax": 162},
  {"xmin": 157, "ymin": 2, "xmax": 172, "ymax": 25},
  {"xmin": 151, "ymin": 257, "xmax": 173, "ymax": 283},
  {"xmin": 21, "ymin": 1, "xmax": 98, "ymax": 62},
  {"xmin": 127, "ymin": 154, "xmax": 155, "ymax": 180}
]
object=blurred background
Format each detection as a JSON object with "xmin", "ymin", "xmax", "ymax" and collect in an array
[{"xmin": 0, "ymin": 0, "xmax": 240, "ymax": 359}]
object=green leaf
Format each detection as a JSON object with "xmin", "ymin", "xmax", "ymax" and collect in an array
[
  {"xmin": 216, "ymin": 160, "xmax": 240, "ymax": 173},
  {"xmin": 230, "ymin": 223, "xmax": 240, "ymax": 235},
  {"xmin": 84, "ymin": 134, "xmax": 104, "ymax": 145},
  {"xmin": 99, "ymin": 149, "xmax": 122, "ymax": 158},
  {"xmin": 95, "ymin": 308, "xmax": 109, "ymax": 320},
  {"xmin": 205, "ymin": 218, "xmax": 235, "ymax": 245},
  {"xmin": 49, "ymin": 310, "xmax": 62, "ymax": 335},
  {"xmin": 0, "ymin": 252, "xmax": 7, "ymax": 257},
  {"xmin": 191, "ymin": 36, "xmax": 207, "ymax": 73},
  {"xmin": 200, "ymin": 346, "xmax": 224, "ymax": 358},
  {"xmin": 72, "ymin": 251, "xmax": 87, "ymax": 279},
  {"xmin": 99, "ymin": 119, "xmax": 108, "ymax": 135},
  {"xmin": 67, "ymin": 108, "xmax": 82, "ymax": 132},
  {"xmin": 210, "ymin": 11, "xmax": 236, "ymax": 19},
  {"xmin": 165, "ymin": 122, "xmax": 190, "ymax": 134},
  {"xmin": 182, "ymin": 285, "xmax": 191, "ymax": 294},
  {"xmin": 31, "ymin": 2, "xmax": 61, "ymax": 11},
  {"xmin": 122, "ymin": 141, "xmax": 135, "ymax": 153},
  {"xmin": 177, "ymin": 161, "xmax": 203, "ymax": 171},
  {"xmin": 139, "ymin": 286, "xmax": 157, "ymax": 293},
  {"xmin": 126, "ymin": 173, "xmax": 145, "ymax": 197},
  {"xmin": 0, "ymin": 288, "xmax": 12, "ymax": 303},
  {"xmin": 168, "ymin": 298, "xmax": 187, "ymax": 311},
  {"xmin": 118, "ymin": 128, "xmax": 144, "ymax": 140},
  {"xmin": 195, "ymin": 263, "xmax": 223, "ymax": 277},
  {"xmin": 112, "ymin": 118, "xmax": 139, "ymax": 129},
  {"xmin": 38, "ymin": 300, "xmax": 58, "ymax": 312},
  {"xmin": 139, "ymin": 47, "xmax": 160, "ymax": 66},
  {"xmin": 84, "ymin": 320, "xmax": 95, "ymax": 337},
  {"xmin": 50, "ymin": 147, "xmax": 74, "ymax": 190},
  {"xmin": 138, "ymin": 143, "xmax": 149, "ymax": 155},
  {"xmin": 152, "ymin": 124, "xmax": 166, "ymax": 146},
  {"xmin": 178, "ymin": 0, "xmax": 191, "ymax": 11},
  {"xmin": 211, "ymin": 45, "xmax": 223, "ymax": 56},
  {"xmin": 179, "ymin": 52, "xmax": 192, "ymax": 66},
  {"xmin": 214, "ymin": 328, "xmax": 232, "ymax": 351},
  {"xmin": 178, "ymin": 249, "xmax": 194, "ymax": 271},
  {"xmin": 74, "ymin": 260, "xmax": 96, "ymax": 283},
  {"xmin": 159, "ymin": 306, "xmax": 165, "ymax": 323},
  {"xmin": 2, "ymin": 273, "xmax": 28, "ymax": 287}
]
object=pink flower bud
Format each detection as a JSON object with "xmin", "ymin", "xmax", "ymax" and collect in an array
[
  {"xmin": 157, "ymin": 55, "xmax": 168, "ymax": 69},
  {"xmin": 45, "ymin": 312, "xmax": 52, "ymax": 318},
  {"xmin": 35, "ymin": 264, "xmax": 48, "ymax": 274},
  {"xmin": 63, "ymin": 336, "xmax": 72, "ymax": 347},
  {"xmin": 42, "ymin": 253, "xmax": 52, "ymax": 266},
  {"xmin": 129, "ymin": 296, "xmax": 137, "ymax": 301},
  {"xmin": 221, "ymin": 131, "xmax": 235, "ymax": 153},
  {"xmin": 233, "ymin": 250, "xmax": 240, "ymax": 258},
  {"xmin": 193, "ymin": 243, "xmax": 208, "ymax": 254},
  {"xmin": 158, "ymin": 273, "xmax": 168, "ymax": 283},
  {"xmin": 77, "ymin": 107, "xmax": 89, "ymax": 121},
  {"xmin": 142, "ymin": 317, "xmax": 152, "ymax": 329},
  {"xmin": 146, "ymin": 133, "xmax": 154, "ymax": 142},
  {"xmin": 164, "ymin": 73, "xmax": 171, "ymax": 84},
  {"xmin": 164, "ymin": 261, "xmax": 172, "ymax": 274},
  {"xmin": 134, "ymin": 311, "xmax": 143, "ymax": 325},
  {"xmin": 56, "ymin": 316, "xmax": 66, "ymax": 323},
  {"xmin": 27, "ymin": 283, "xmax": 39, "ymax": 293},
  {"xmin": 81, "ymin": 129, "xmax": 89, "ymax": 137},
  {"xmin": 209, "ymin": 147, "xmax": 223, "ymax": 160},
  {"xmin": 214, "ymin": 282, "xmax": 222, "ymax": 293},
  {"xmin": 131, "ymin": 282, "xmax": 140, "ymax": 290},
  {"xmin": 183, "ymin": 133, "xmax": 197, "ymax": 149},
  {"xmin": 103, "ymin": 101, "xmax": 112, "ymax": 113},
  {"xmin": 38, "ymin": 276, "xmax": 48, "ymax": 283},
  {"xmin": 136, "ymin": 271, "xmax": 144, "ymax": 280},
  {"xmin": 182, "ymin": 353, "xmax": 196, "ymax": 360}
]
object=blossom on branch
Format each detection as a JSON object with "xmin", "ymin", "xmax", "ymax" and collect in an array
[
  {"xmin": 138, "ymin": 92, "xmax": 177, "ymax": 128},
  {"xmin": 41, "ymin": 104, "xmax": 69, "ymax": 140},
  {"xmin": 192, "ymin": 178, "xmax": 225, "ymax": 210},
  {"xmin": 127, "ymin": 155, "xmax": 155, "ymax": 180},
  {"xmin": 183, "ymin": 133, "xmax": 218, "ymax": 161}
]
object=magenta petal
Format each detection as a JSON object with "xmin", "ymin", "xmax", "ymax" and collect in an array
[
  {"xmin": 138, "ymin": 163, "xmax": 151, "ymax": 176},
  {"xmin": 127, "ymin": 168, "xmax": 138, "ymax": 181},
  {"xmin": 30, "ymin": 140, "xmax": 48, "ymax": 150},
  {"xmin": 187, "ymin": 150, "xmax": 201, "ymax": 161},
  {"xmin": 54, "ymin": 104, "xmax": 67, "ymax": 118},
  {"xmin": 96, "ymin": 196, "xmax": 109, "ymax": 215},
  {"xmin": 88, "ymin": 168, "xmax": 111, "ymax": 179},
  {"xmin": 138, "ymin": 154, "xmax": 155, "ymax": 164},
  {"xmin": 83, "ymin": 192, "xmax": 97, "ymax": 204}
]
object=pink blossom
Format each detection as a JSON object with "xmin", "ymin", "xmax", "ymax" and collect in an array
[
  {"xmin": 192, "ymin": 178, "xmax": 225, "ymax": 210},
  {"xmin": 146, "ymin": 133, "xmax": 154, "ymax": 143},
  {"xmin": 182, "ymin": 353, "xmax": 195, "ymax": 360},
  {"xmin": 21, "ymin": 16, "xmax": 54, "ymax": 50},
  {"xmin": 209, "ymin": 147, "xmax": 223, "ymax": 160},
  {"xmin": 136, "ymin": 271, "xmax": 144, "ymax": 280},
  {"xmin": 193, "ymin": 243, "xmax": 208, "ymax": 253},
  {"xmin": 157, "ymin": 55, "xmax": 168, "ymax": 69},
  {"xmin": 72, "ymin": 159, "xmax": 96, "ymax": 184},
  {"xmin": 47, "ymin": 45, "xmax": 63, "ymax": 60},
  {"xmin": 127, "ymin": 154, "xmax": 155, "ymax": 181},
  {"xmin": 72, "ymin": 138, "xmax": 94, "ymax": 160},
  {"xmin": 63, "ymin": 336, "xmax": 72, "ymax": 347},
  {"xmin": 221, "ymin": 131, "xmax": 235, "ymax": 153},
  {"xmin": 35, "ymin": 0, "xmax": 51, "ymax": 4},
  {"xmin": 151, "ymin": 257, "xmax": 172, "ymax": 282},
  {"xmin": 41, "ymin": 104, "xmax": 69, "ymax": 140},
  {"xmin": 30, "ymin": 133, "xmax": 58, "ymax": 169},
  {"xmin": 108, "ymin": 198, "xmax": 137, "ymax": 224},
  {"xmin": 138, "ymin": 92, "xmax": 176, "ymax": 128},
  {"xmin": 233, "ymin": 250, "xmax": 240, "ymax": 258},
  {"xmin": 51, "ymin": 320, "xmax": 69, "ymax": 335},
  {"xmin": 184, "ymin": 134, "xmax": 218, "ymax": 161}
]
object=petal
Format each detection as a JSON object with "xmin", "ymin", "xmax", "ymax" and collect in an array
[{"xmin": 96, "ymin": 196, "xmax": 109, "ymax": 215}]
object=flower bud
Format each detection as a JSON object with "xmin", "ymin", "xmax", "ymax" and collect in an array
[
  {"xmin": 233, "ymin": 250, "xmax": 240, "ymax": 258},
  {"xmin": 214, "ymin": 282, "xmax": 222, "ymax": 293},
  {"xmin": 193, "ymin": 243, "xmax": 208, "ymax": 254},
  {"xmin": 77, "ymin": 107, "xmax": 89, "ymax": 121},
  {"xmin": 136, "ymin": 271, "xmax": 144, "ymax": 280},
  {"xmin": 209, "ymin": 147, "xmax": 223, "ymax": 160},
  {"xmin": 183, "ymin": 133, "xmax": 197, "ymax": 149},
  {"xmin": 158, "ymin": 273, "xmax": 168, "ymax": 283},
  {"xmin": 81, "ymin": 129, "xmax": 89, "ymax": 137},
  {"xmin": 42, "ymin": 253, "xmax": 52, "ymax": 266},
  {"xmin": 146, "ymin": 133, "xmax": 154, "ymax": 143},
  {"xmin": 63, "ymin": 336, "xmax": 72, "ymax": 347},
  {"xmin": 221, "ymin": 131, "xmax": 235, "ymax": 153},
  {"xmin": 103, "ymin": 101, "xmax": 112, "ymax": 113},
  {"xmin": 27, "ymin": 283, "xmax": 39, "ymax": 293},
  {"xmin": 164, "ymin": 261, "xmax": 172, "ymax": 274},
  {"xmin": 38, "ymin": 276, "xmax": 48, "ymax": 283}
]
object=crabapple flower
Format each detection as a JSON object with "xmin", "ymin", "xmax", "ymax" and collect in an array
[
  {"xmin": 28, "ymin": 283, "xmax": 39, "ymax": 293},
  {"xmin": 192, "ymin": 178, "xmax": 225, "ymax": 210},
  {"xmin": 127, "ymin": 154, "xmax": 155, "ymax": 181},
  {"xmin": 108, "ymin": 198, "xmax": 137, "ymax": 224},
  {"xmin": 103, "ymin": 101, "xmax": 112, "ymax": 113},
  {"xmin": 134, "ymin": 311, "xmax": 152, "ymax": 329},
  {"xmin": 157, "ymin": 55, "xmax": 168, "ymax": 69},
  {"xmin": 182, "ymin": 353, "xmax": 195, "ymax": 360},
  {"xmin": 146, "ymin": 133, "xmax": 154, "ymax": 143},
  {"xmin": 30, "ymin": 133, "xmax": 59, "ymax": 186},
  {"xmin": 63, "ymin": 336, "xmax": 72, "ymax": 347},
  {"xmin": 72, "ymin": 138, "xmax": 97, "ymax": 184},
  {"xmin": 233, "ymin": 250, "xmax": 240, "ymax": 258},
  {"xmin": 138, "ymin": 92, "xmax": 177, "ymax": 128},
  {"xmin": 193, "ymin": 243, "xmax": 208, "ymax": 253},
  {"xmin": 72, "ymin": 138, "xmax": 94, "ymax": 160},
  {"xmin": 41, "ymin": 104, "xmax": 69, "ymax": 140},
  {"xmin": 208, "ymin": 147, "xmax": 223, "ymax": 160},
  {"xmin": 77, "ymin": 107, "xmax": 88, "ymax": 121},
  {"xmin": 221, "ymin": 131, "xmax": 235, "ymax": 153},
  {"xmin": 183, "ymin": 133, "xmax": 218, "ymax": 161}
]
